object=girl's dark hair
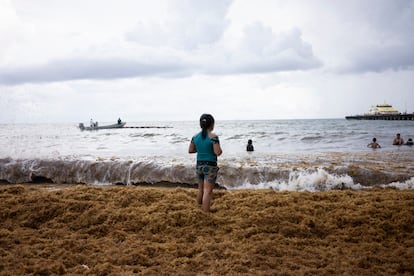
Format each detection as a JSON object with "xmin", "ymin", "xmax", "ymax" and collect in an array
[{"xmin": 200, "ymin": 114, "xmax": 215, "ymax": 139}]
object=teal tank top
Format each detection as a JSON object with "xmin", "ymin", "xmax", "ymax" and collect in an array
[{"xmin": 192, "ymin": 132, "xmax": 219, "ymax": 162}]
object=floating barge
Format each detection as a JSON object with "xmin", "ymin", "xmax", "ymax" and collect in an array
[{"xmin": 346, "ymin": 103, "xmax": 414, "ymax": 120}]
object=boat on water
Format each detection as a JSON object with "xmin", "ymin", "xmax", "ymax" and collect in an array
[
  {"xmin": 79, "ymin": 121, "xmax": 126, "ymax": 131},
  {"xmin": 346, "ymin": 103, "xmax": 414, "ymax": 120},
  {"xmin": 367, "ymin": 103, "xmax": 400, "ymax": 115}
]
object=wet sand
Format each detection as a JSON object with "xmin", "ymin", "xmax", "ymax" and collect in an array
[{"xmin": 0, "ymin": 184, "xmax": 413, "ymax": 275}]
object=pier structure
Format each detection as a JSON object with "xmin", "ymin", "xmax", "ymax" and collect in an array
[{"xmin": 345, "ymin": 113, "xmax": 414, "ymax": 120}]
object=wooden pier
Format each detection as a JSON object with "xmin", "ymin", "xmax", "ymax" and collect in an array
[{"xmin": 345, "ymin": 113, "xmax": 414, "ymax": 120}]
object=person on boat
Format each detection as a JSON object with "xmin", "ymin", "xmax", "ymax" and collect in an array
[
  {"xmin": 188, "ymin": 114, "xmax": 222, "ymax": 212},
  {"xmin": 247, "ymin": 139, "xmax": 254, "ymax": 152},
  {"xmin": 405, "ymin": 138, "xmax": 413, "ymax": 146},
  {"xmin": 367, "ymin": 137, "xmax": 381, "ymax": 148},
  {"xmin": 393, "ymin": 133, "xmax": 404, "ymax": 145},
  {"xmin": 118, "ymin": 118, "xmax": 122, "ymax": 124}
]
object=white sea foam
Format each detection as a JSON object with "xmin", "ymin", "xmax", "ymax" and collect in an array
[
  {"xmin": 381, "ymin": 177, "xmax": 414, "ymax": 190},
  {"xmin": 226, "ymin": 168, "xmax": 364, "ymax": 192}
]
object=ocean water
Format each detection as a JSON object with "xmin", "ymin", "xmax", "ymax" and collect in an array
[{"xmin": 1, "ymin": 119, "xmax": 413, "ymax": 191}]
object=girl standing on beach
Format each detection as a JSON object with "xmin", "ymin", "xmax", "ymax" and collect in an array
[{"xmin": 189, "ymin": 114, "xmax": 222, "ymax": 212}]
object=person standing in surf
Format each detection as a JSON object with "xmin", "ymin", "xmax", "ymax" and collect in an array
[
  {"xmin": 189, "ymin": 114, "xmax": 222, "ymax": 212},
  {"xmin": 393, "ymin": 133, "xmax": 405, "ymax": 145}
]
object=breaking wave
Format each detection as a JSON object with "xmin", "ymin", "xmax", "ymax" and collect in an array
[{"xmin": 1, "ymin": 158, "xmax": 413, "ymax": 191}]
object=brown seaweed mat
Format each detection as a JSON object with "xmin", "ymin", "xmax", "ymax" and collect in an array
[{"xmin": 0, "ymin": 184, "xmax": 413, "ymax": 275}]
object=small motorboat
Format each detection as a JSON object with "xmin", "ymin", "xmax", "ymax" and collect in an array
[{"xmin": 79, "ymin": 122, "xmax": 126, "ymax": 131}]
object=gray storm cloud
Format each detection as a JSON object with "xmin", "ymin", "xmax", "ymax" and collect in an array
[
  {"xmin": 0, "ymin": 27, "xmax": 321, "ymax": 85},
  {"xmin": 0, "ymin": 0, "xmax": 321, "ymax": 85},
  {"xmin": 335, "ymin": 0, "xmax": 414, "ymax": 73},
  {"xmin": 0, "ymin": 0, "xmax": 413, "ymax": 85},
  {"xmin": 0, "ymin": 58, "xmax": 191, "ymax": 85}
]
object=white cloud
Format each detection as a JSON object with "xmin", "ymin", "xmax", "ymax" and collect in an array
[
  {"xmin": 0, "ymin": 0, "xmax": 321, "ymax": 85},
  {"xmin": 228, "ymin": 23, "xmax": 321, "ymax": 73},
  {"xmin": 0, "ymin": 0, "xmax": 413, "ymax": 123},
  {"xmin": 127, "ymin": 0, "xmax": 232, "ymax": 50},
  {"xmin": 0, "ymin": 23, "xmax": 321, "ymax": 84},
  {"xmin": 0, "ymin": 0, "xmax": 34, "ymax": 64}
]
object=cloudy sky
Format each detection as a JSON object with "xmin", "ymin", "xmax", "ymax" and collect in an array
[{"xmin": 0, "ymin": 0, "xmax": 413, "ymax": 123}]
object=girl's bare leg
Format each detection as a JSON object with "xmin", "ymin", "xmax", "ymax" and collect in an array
[
  {"xmin": 197, "ymin": 180, "xmax": 204, "ymax": 205},
  {"xmin": 202, "ymin": 181, "xmax": 214, "ymax": 212}
]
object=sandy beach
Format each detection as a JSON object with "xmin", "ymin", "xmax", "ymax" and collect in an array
[{"xmin": 0, "ymin": 184, "xmax": 413, "ymax": 275}]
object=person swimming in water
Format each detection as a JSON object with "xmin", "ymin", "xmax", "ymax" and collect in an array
[
  {"xmin": 367, "ymin": 137, "xmax": 381, "ymax": 148},
  {"xmin": 246, "ymin": 139, "xmax": 254, "ymax": 152}
]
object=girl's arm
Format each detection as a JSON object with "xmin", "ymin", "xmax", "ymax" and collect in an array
[
  {"xmin": 213, "ymin": 143, "xmax": 222, "ymax": 156},
  {"xmin": 210, "ymin": 134, "xmax": 222, "ymax": 156},
  {"xmin": 189, "ymin": 138, "xmax": 197, "ymax": 153}
]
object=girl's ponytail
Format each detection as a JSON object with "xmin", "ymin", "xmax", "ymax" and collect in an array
[{"xmin": 200, "ymin": 114, "xmax": 215, "ymax": 139}]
